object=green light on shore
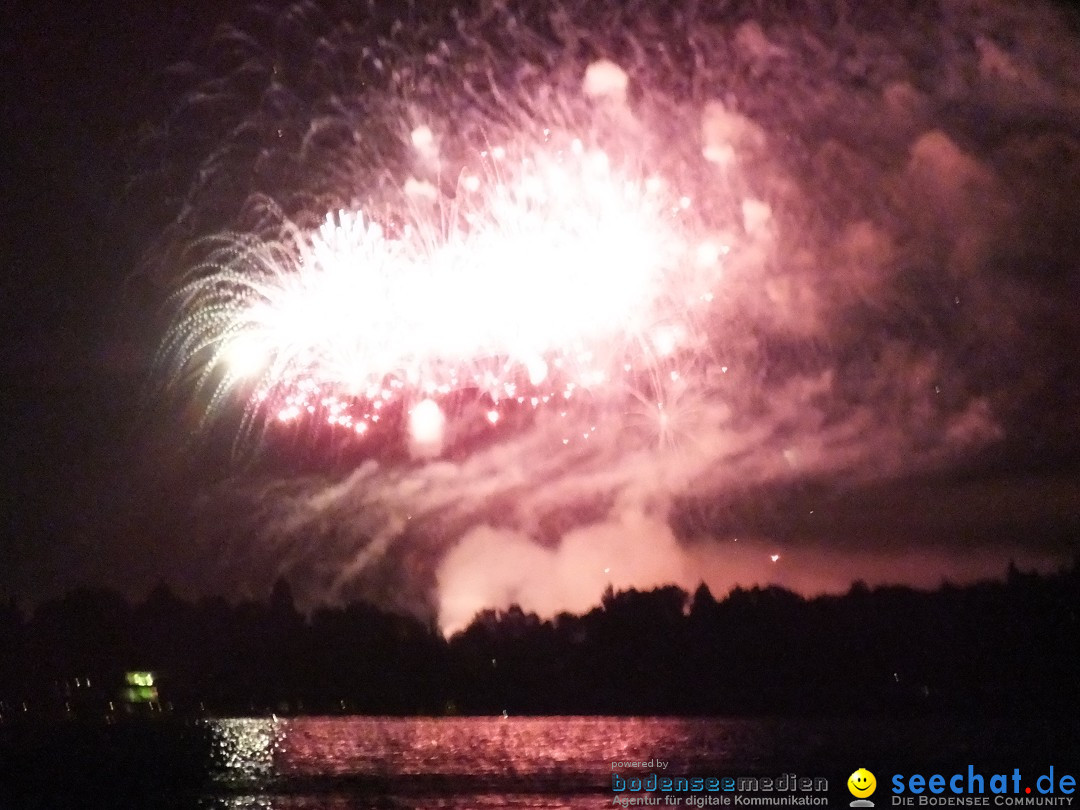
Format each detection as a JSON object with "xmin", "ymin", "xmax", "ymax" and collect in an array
[
  {"xmin": 123, "ymin": 671, "xmax": 158, "ymax": 703},
  {"xmin": 124, "ymin": 686, "xmax": 158, "ymax": 703}
]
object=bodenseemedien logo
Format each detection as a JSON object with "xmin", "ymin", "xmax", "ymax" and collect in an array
[
  {"xmin": 849, "ymin": 768, "xmax": 878, "ymax": 807},
  {"xmin": 610, "ymin": 771, "xmax": 830, "ymax": 806}
]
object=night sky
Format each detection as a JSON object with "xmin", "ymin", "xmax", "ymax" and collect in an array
[
  {"xmin": 0, "ymin": 0, "xmax": 221, "ymax": 597},
  {"xmin": 2, "ymin": 0, "xmax": 1079, "ymax": 629}
]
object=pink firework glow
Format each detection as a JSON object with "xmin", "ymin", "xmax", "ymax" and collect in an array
[
  {"xmin": 144, "ymin": 0, "xmax": 1080, "ymax": 627},
  {"xmin": 165, "ymin": 125, "xmax": 728, "ymax": 453}
]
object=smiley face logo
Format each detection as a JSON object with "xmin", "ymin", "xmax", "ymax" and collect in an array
[{"xmin": 848, "ymin": 768, "xmax": 877, "ymax": 799}]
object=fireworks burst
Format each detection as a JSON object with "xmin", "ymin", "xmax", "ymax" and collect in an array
[
  {"xmin": 163, "ymin": 77, "xmax": 737, "ymax": 455},
  {"xmin": 143, "ymin": 0, "xmax": 1080, "ymax": 624}
]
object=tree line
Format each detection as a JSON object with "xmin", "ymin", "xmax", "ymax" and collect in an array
[{"xmin": 0, "ymin": 561, "xmax": 1076, "ymax": 719}]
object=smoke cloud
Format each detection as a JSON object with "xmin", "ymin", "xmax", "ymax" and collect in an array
[{"xmin": 148, "ymin": 0, "xmax": 1080, "ymax": 631}]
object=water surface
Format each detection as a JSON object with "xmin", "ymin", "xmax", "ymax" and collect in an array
[
  {"xmin": 199, "ymin": 715, "xmax": 1071, "ymax": 809},
  {"xmin": 2, "ymin": 715, "xmax": 1073, "ymax": 809}
]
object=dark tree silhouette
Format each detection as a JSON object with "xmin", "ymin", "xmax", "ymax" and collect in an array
[{"xmin": 0, "ymin": 563, "xmax": 1077, "ymax": 719}]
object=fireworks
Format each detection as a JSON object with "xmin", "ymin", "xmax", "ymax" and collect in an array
[
  {"xmin": 138, "ymin": 0, "xmax": 1080, "ymax": 623},
  {"xmin": 164, "ymin": 124, "xmax": 727, "ymax": 454},
  {"xmin": 151, "ymin": 4, "xmax": 779, "ymax": 462}
]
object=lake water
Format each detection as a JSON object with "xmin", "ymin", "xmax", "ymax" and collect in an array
[
  {"xmin": 2, "ymin": 715, "xmax": 1074, "ymax": 809},
  {"xmin": 197, "ymin": 715, "xmax": 1072, "ymax": 809}
]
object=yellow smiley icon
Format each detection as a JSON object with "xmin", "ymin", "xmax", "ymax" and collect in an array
[{"xmin": 848, "ymin": 768, "xmax": 877, "ymax": 798}]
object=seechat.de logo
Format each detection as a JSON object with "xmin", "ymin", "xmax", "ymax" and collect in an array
[{"xmin": 850, "ymin": 768, "xmax": 878, "ymax": 807}]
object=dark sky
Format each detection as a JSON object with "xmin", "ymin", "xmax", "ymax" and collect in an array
[
  {"xmin": 1, "ymin": 0, "xmax": 1078, "ymax": 621},
  {"xmin": 0, "ymin": 0, "xmax": 225, "ymax": 599}
]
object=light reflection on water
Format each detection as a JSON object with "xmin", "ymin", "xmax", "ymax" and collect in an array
[
  {"xmin": 208, "ymin": 717, "xmax": 283, "ymax": 779},
  {"xmin": 206, "ymin": 715, "xmax": 755, "ymax": 780},
  {"xmin": 196, "ymin": 715, "xmax": 1067, "ymax": 810},
  {"xmin": 202, "ymin": 716, "xmax": 763, "ymax": 809}
]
